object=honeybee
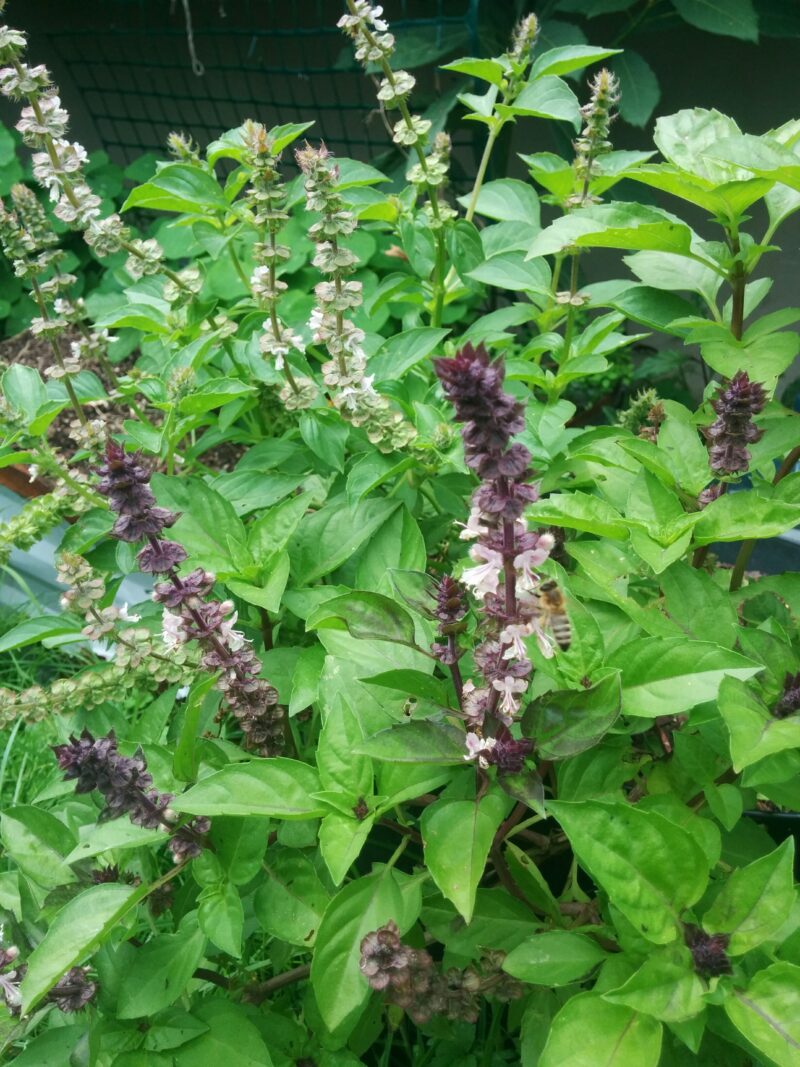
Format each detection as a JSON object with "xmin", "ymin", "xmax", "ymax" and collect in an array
[{"xmin": 532, "ymin": 580, "xmax": 572, "ymax": 651}]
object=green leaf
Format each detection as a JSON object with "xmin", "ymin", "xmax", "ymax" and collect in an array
[
  {"xmin": 361, "ymin": 669, "xmax": 450, "ymax": 705},
  {"xmin": 527, "ymin": 491, "xmax": 628, "ymax": 538},
  {"xmin": 198, "ymin": 881, "xmax": 244, "ymax": 957},
  {"xmin": 527, "ymin": 203, "xmax": 695, "ymax": 258},
  {"xmin": 65, "ymin": 819, "xmax": 167, "ymax": 865},
  {"xmin": 4, "ymin": 1027, "xmax": 84, "ymax": 1066},
  {"xmin": 446, "ymin": 218, "xmax": 485, "ymax": 280},
  {"xmin": 2, "ymin": 364, "xmax": 46, "ymax": 422},
  {"xmin": 152, "ymin": 474, "xmax": 249, "ymax": 574},
  {"xmin": 227, "ymin": 551, "xmax": 290, "ymax": 613},
  {"xmin": 172, "ymin": 758, "xmax": 325, "ymax": 819},
  {"xmin": 421, "ymin": 791, "xmax": 508, "ymax": 922},
  {"xmin": 290, "ymin": 497, "xmax": 399, "ymax": 584},
  {"xmin": 461, "ymin": 178, "xmax": 540, "ymax": 225},
  {"xmin": 20, "ymin": 884, "xmax": 139, "ymax": 1012},
  {"xmin": 610, "ymin": 51, "xmax": 660, "ymax": 128},
  {"xmin": 118, "ymin": 919, "xmax": 207, "ymax": 1017},
  {"xmin": 503, "ymin": 931, "xmax": 607, "ymax": 986},
  {"xmin": 608, "ymin": 285, "xmax": 698, "ymax": 334},
  {"xmin": 530, "ymin": 45, "xmax": 622, "ymax": 79},
  {"xmin": 718, "ymin": 676, "xmax": 800, "ymax": 771},
  {"xmin": 624, "ymin": 250, "xmax": 722, "ymax": 305},
  {"xmin": 355, "ymin": 722, "xmax": 467, "ymax": 764},
  {"xmin": 306, "ymin": 590, "xmax": 417, "ymax": 646},
  {"xmin": 468, "ymin": 251, "xmax": 551, "ymax": 294},
  {"xmin": 1, "ymin": 806, "xmax": 77, "ymax": 889},
  {"xmin": 660, "ymin": 562, "xmax": 739, "ymax": 648},
  {"xmin": 441, "ymin": 56, "xmax": 507, "ymax": 86},
  {"xmin": 94, "ymin": 302, "xmax": 171, "ymax": 334},
  {"xmin": 256, "ymin": 848, "xmax": 330, "ymax": 946},
  {"xmin": 702, "ymin": 839, "xmax": 795, "ymax": 954},
  {"xmin": 603, "ymin": 949, "xmax": 705, "ymax": 1022},
  {"xmin": 653, "ymin": 108, "xmax": 751, "ymax": 183},
  {"xmin": 355, "ymin": 505, "xmax": 426, "ymax": 593},
  {"xmin": 502, "ymin": 76, "xmax": 580, "ymax": 126},
  {"xmin": 318, "ymin": 810, "xmax": 376, "ymax": 886},
  {"xmin": 178, "ymin": 377, "xmax": 256, "ymax": 414},
  {"xmin": 311, "ymin": 868, "xmax": 422, "ymax": 1036},
  {"xmin": 525, "ymin": 671, "xmax": 622, "ymax": 759},
  {"xmin": 299, "ymin": 409, "xmax": 349, "ymax": 472},
  {"xmin": 367, "ymin": 326, "xmax": 449, "ymax": 382},
  {"xmin": 671, "ymin": 0, "xmax": 758, "ymax": 42},
  {"xmin": 725, "ymin": 963, "xmax": 800, "ymax": 1067},
  {"xmin": 698, "ymin": 331, "xmax": 799, "ymax": 391},
  {"xmin": 122, "ymin": 163, "xmax": 228, "ymax": 213},
  {"xmin": 549, "ymin": 801, "xmax": 709, "ymax": 944},
  {"xmin": 607, "ymin": 638, "xmax": 761, "ymax": 717},
  {"xmin": 0, "ymin": 614, "xmax": 84, "ymax": 653},
  {"xmin": 540, "ymin": 993, "xmax": 662, "ymax": 1067},
  {"xmin": 694, "ymin": 491, "xmax": 800, "ymax": 544},
  {"xmin": 174, "ymin": 1001, "xmax": 275, "ymax": 1066}
]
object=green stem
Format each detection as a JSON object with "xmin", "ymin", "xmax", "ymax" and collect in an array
[
  {"xmin": 465, "ymin": 123, "xmax": 502, "ymax": 224},
  {"xmin": 228, "ymin": 241, "xmax": 251, "ymax": 290},
  {"xmin": 29, "ymin": 279, "xmax": 88, "ymax": 427},
  {"xmin": 729, "ymin": 445, "xmax": 800, "ymax": 592}
]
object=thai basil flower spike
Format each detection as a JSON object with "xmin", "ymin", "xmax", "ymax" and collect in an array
[
  {"xmin": 0, "ymin": 13, "xmax": 198, "ymax": 305},
  {"xmin": 704, "ymin": 370, "xmax": 766, "ymax": 476},
  {"xmin": 458, "ymin": 14, "xmax": 540, "ymax": 226},
  {"xmin": 242, "ymin": 120, "xmax": 317, "ymax": 410},
  {"xmin": 0, "ymin": 184, "xmax": 89, "ymax": 427},
  {"xmin": 96, "ymin": 440, "xmax": 285, "ymax": 755},
  {"xmin": 296, "ymin": 143, "xmax": 415, "ymax": 452},
  {"xmin": 698, "ymin": 370, "xmax": 766, "ymax": 508},
  {"xmin": 359, "ymin": 921, "xmax": 523, "ymax": 1024},
  {"xmin": 570, "ymin": 68, "xmax": 621, "ymax": 209},
  {"xmin": 556, "ymin": 69, "xmax": 620, "ymax": 337},
  {"xmin": 434, "ymin": 343, "xmax": 555, "ymax": 772},
  {"xmin": 53, "ymin": 728, "xmax": 210, "ymax": 864},
  {"xmin": 0, "ymin": 944, "xmax": 97, "ymax": 1016},
  {"xmin": 338, "ymin": 1, "xmax": 451, "ymax": 325}
]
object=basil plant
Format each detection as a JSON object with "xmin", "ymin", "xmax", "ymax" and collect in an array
[{"xmin": 0, "ymin": 2, "xmax": 798, "ymax": 1065}]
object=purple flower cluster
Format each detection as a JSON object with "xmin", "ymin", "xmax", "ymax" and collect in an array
[
  {"xmin": 97, "ymin": 441, "xmax": 186, "ymax": 571},
  {"xmin": 360, "ymin": 922, "xmax": 522, "ymax": 1024},
  {"xmin": 96, "ymin": 440, "xmax": 284, "ymax": 756},
  {"xmin": 684, "ymin": 925, "xmax": 732, "ymax": 979},
  {"xmin": 704, "ymin": 371, "xmax": 766, "ymax": 475},
  {"xmin": 54, "ymin": 729, "xmax": 209, "ymax": 863},
  {"xmin": 0, "ymin": 948, "xmax": 96, "ymax": 1015},
  {"xmin": 773, "ymin": 671, "xmax": 800, "ymax": 719},
  {"xmin": 433, "ymin": 344, "xmax": 555, "ymax": 761}
]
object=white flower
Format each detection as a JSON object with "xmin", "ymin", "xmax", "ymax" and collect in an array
[
  {"xmin": 464, "ymin": 732, "xmax": 497, "ymax": 768},
  {"xmin": 462, "ymin": 544, "xmax": 503, "ymax": 600},
  {"xmin": 492, "ymin": 675, "xmax": 528, "ymax": 721},
  {"xmin": 118, "ymin": 603, "xmax": 141, "ymax": 623},
  {"xmin": 499, "ymin": 622, "xmax": 532, "ymax": 661},
  {"xmin": 219, "ymin": 611, "xmax": 246, "ymax": 652},
  {"xmin": 161, "ymin": 608, "xmax": 186, "ymax": 650},
  {"xmin": 515, "ymin": 533, "xmax": 555, "ymax": 591},
  {"xmin": 458, "ymin": 504, "xmax": 488, "ymax": 541},
  {"xmin": 175, "ymin": 685, "xmax": 191, "ymax": 701}
]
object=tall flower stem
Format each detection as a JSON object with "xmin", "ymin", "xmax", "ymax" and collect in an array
[
  {"xmin": 30, "ymin": 278, "xmax": 87, "ymax": 426},
  {"xmin": 729, "ymin": 444, "xmax": 800, "ymax": 592}
]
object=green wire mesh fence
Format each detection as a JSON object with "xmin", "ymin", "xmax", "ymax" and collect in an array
[{"xmin": 36, "ymin": 0, "xmax": 481, "ymax": 172}]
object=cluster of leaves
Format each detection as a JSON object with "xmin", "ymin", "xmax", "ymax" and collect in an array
[
  {"xmin": 0, "ymin": 3, "xmax": 799, "ymax": 1066},
  {"xmin": 490, "ymin": 0, "xmax": 800, "ymax": 129}
]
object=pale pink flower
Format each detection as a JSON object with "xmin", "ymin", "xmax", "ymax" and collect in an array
[{"xmin": 462, "ymin": 544, "xmax": 503, "ymax": 599}]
